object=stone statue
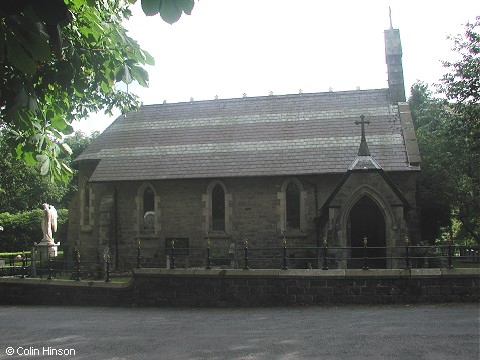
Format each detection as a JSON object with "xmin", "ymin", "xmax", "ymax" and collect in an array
[
  {"xmin": 41, "ymin": 203, "xmax": 57, "ymax": 243},
  {"xmin": 34, "ymin": 203, "xmax": 60, "ymax": 260},
  {"xmin": 102, "ymin": 244, "xmax": 110, "ymax": 261},
  {"xmin": 143, "ymin": 211, "xmax": 155, "ymax": 230}
]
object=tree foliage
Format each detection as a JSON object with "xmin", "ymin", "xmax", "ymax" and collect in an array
[
  {"xmin": 0, "ymin": 130, "xmax": 97, "ymax": 213},
  {"xmin": 141, "ymin": 0, "xmax": 194, "ymax": 24},
  {"xmin": 0, "ymin": 0, "xmax": 194, "ymax": 182},
  {"xmin": 411, "ymin": 18, "xmax": 480, "ymax": 246},
  {"xmin": 0, "ymin": 209, "xmax": 68, "ymax": 252},
  {"xmin": 439, "ymin": 16, "xmax": 480, "ymax": 107},
  {"xmin": 409, "ymin": 82, "xmax": 452, "ymax": 243},
  {"xmin": 0, "ymin": 132, "xmax": 68, "ymax": 213},
  {"xmin": 59, "ymin": 130, "xmax": 99, "ymax": 207}
]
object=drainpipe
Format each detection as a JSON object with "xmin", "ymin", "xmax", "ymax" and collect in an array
[{"xmin": 113, "ymin": 184, "xmax": 119, "ymax": 269}]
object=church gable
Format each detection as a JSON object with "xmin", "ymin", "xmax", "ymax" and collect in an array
[{"xmin": 327, "ymin": 172, "xmax": 408, "ymax": 212}]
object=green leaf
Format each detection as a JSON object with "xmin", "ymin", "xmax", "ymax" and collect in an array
[
  {"xmin": 40, "ymin": 159, "xmax": 50, "ymax": 176},
  {"xmin": 37, "ymin": 134, "xmax": 45, "ymax": 152},
  {"xmin": 123, "ymin": 63, "xmax": 133, "ymax": 84},
  {"xmin": 32, "ymin": 121, "xmax": 43, "ymax": 132},
  {"xmin": 15, "ymin": 144, "xmax": 24, "ymax": 159},
  {"xmin": 6, "ymin": 34, "xmax": 36, "ymax": 75},
  {"xmin": 142, "ymin": 49, "xmax": 155, "ymax": 66},
  {"xmin": 159, "ymin": 0, "xmax": 182, "ymax": 24},
  {"xmin": 50, "ymin": 128, "xmax": 64, "ymax": 139},
  {"xmin": 27, "ymin": 95, "xmax": 38, "ymax": 113},
  {"xmin": 24, "ymin": 152, "xmax": 36, "ymax": 166},
  {"xmin": 177, "ymin": 0, "xmax": 194, "ymax": 15},
  {"xmin": 46, "ymin": 110, "xmax": 54, "ymax": 120},
  {"xmin": 61, "ymin": 125, "xmax": 74, "ymax": 135},
  {"xmin": 141, "ymin": 0, "xmax": 161, "ymax": 16},
  {"xmin": 47, "ymin": 24, "xmax": 64, "ymax": 58},
  {"xmin": 115, "ymin": 66, "xmax": 125, "ymax": 82},
  {"xmin": 50, "ymin": 116, "xmax": 68, "ymax": 131},
  {"xmin": 51, "ymin": 143, "xmax": 60, "ymax": 157},
  {"xmin": 14, "ymin": 88, "xmax": 29, "ymax": 108},
  {"xmin": 130, "ymin": 65, "xmax": 149, "ymax": 87},
  {"xmin": 15, "ymin": 18, "xmax": 51, "ymax": 62},
  {"xmin": 36, "ymin": 154, "xmax": 48, "ymax": 162}
]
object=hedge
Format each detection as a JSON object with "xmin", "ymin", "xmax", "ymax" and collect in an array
[{"xmin": 0, "ymin": 209, "xmax": 68, "ymax": 252}]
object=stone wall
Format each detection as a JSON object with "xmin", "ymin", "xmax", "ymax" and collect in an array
[
  {"xmin": 1, "ymin": 269, "xmax": 478, "ymax": 307},
  {"xmin": 67, "ymin": 167, "xmax": 419, "ymax": 268}
]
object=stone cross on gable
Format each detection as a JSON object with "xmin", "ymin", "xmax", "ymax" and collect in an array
[{"xmin": 355, "ymin": 115, "xmax": 371, "ymax": 156}]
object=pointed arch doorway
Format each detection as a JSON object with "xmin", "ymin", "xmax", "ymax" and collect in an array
[{"xmin": 348, "ymin": 196, "xmax": 386, "ymax": 268}]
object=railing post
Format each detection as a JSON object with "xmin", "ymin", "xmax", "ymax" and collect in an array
[
  {"xmin": 39, "ymin": 251, "xmax": 43, "ymax": 278},
  {"xmin": 75, "ymin": 250, "xmax": 81, "ymax": 281},
  {"xmin": 9, "ymin": 255, "xmax": 14, "ymax": 276},
  {"xmin": 404, "ymin": 235, "xmax": 410, "ymax": 270},
  {"xmin": 243, "ymin": 239, "xmax": 249, "ymax": 270},
  {"xmin": 206, "ymin": 238, "xmax": 211, "ymax": 270},
  {"xmin": 21, "ymin": 255, "xmax": 26, "ymax": 279},
  {"xmin": 447, "ymin": 236, "xmax": 454, "ymax": 269},
  {"xmin": 48, "ymin": 257, "xmax": 53, "ymax": 280},
  {"xmin": 105, "ymin": 255, "xmax": 111, "ymax": 283},
  {"xmin": 362, "ymin": 236, "xmax": 369, "ymax": 270},
  {"xmin": 136, "ymin": 239, "xmax": 142, "ymax": 269},
  {"xmin": 322, "ymin": 237, "xmax": 329, "ymax": 270},
  {"xmin": 170, "ymin": 239, "xmax": 176, "ymax": 269},
  {"xmin": 30, "ymin": 247, "xmax": 36, "ymax": 278},
  {"xmin": 282, "ymin": 237, "xmax": 287, "ymax": 270}
]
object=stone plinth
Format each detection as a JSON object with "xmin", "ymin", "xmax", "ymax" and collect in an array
[{"xmin": 34, "ymin": 240, "xmax": 60, "ymax": 261}]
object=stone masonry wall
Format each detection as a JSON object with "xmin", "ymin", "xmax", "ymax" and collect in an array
[
  {"xmin": 0, "ymin": 269, "xmax": 478, "ymax": 307},
  {"xmin": 67, "ymin": 169, "xmax": 419, "ymax": 269}
]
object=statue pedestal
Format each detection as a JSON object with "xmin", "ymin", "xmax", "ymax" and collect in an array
[{"xmin": 34, "ymin": 240, "xmax": 60, "ymax": 261}]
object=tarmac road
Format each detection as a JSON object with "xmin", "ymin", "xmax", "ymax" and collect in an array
[{"xmin": 0, "ymin": 304, "xmax": 478, "ymax": 360}]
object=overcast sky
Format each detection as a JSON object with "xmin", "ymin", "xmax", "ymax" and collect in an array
[{"xmin": 73, "ymin": 0, "xmax": 479, "ymax": 134}]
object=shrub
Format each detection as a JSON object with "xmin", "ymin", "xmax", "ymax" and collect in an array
[{"xmin": 0, "ymin": 209, "xmax": 68, "ymax": 252}]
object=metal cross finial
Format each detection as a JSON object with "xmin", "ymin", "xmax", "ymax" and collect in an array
[
  {"xmin": 355, "ymin": 115, "xmax": 371, "ymax": 156},
  {"xmin": 355, "ymin": 115, "xmax": 370, "ymax": 136}
]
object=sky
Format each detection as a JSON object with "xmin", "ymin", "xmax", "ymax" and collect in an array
[{"xmin": 73, "ymin": 0, "xmax": 479, "ymax": 134}]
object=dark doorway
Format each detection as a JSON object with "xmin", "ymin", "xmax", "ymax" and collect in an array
[{"xmin": 348, "ymin": 196, "xmax": 386, "ymax": 268}]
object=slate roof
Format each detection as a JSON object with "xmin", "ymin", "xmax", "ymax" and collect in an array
[{"xmin": 76, "ymin": 88, "xmax": 420, "ymax": 182}]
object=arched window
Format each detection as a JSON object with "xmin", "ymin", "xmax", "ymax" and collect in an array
[
  {"xmin": 277, "ymin": 178, "xmax": 305, "ymax": 233},
  {"xmin": 82, "ymin": 178, "xmax": 90, "ymax": 226},
  {"xmin": 212, "ymin": 184, "xmax": 225, "ymax": 231},
  {"xmin": 203, "ymin": 181, "xmax": 231, "ymax": 234},
  {"xmin": 286, "ymin": 182, "xmax": 300, "ymax": 229},
  {"xmin": 142, "ymin": 186, "xmax": 155, "ymax": 230}
]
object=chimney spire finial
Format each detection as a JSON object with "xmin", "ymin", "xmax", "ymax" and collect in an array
[{"xmin": 389, "ymin": 6, "xmax": 393, "ymax": 29}]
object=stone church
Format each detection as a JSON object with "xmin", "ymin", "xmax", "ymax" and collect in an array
[{"xmin": 67, "ymin": 26, "xmax": 420, "ymax": 269}]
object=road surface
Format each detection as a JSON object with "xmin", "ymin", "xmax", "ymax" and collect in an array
[{"xmin": 0, "ymin": 304, "xmax": 478, "ymax": 359}]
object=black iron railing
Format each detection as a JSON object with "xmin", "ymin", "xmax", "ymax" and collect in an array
[{"xmin": 1, "ymin": 243, "xmax": 478, "ymax": 280}]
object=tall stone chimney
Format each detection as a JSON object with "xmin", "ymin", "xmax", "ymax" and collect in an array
[{"xmin": 384, "ymin": 27, "xmax": 406, "ymax": 104}]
